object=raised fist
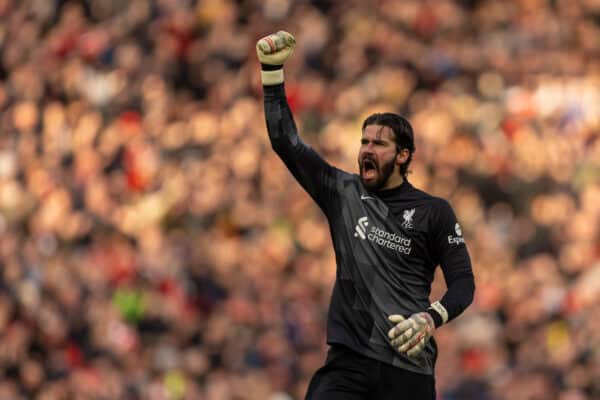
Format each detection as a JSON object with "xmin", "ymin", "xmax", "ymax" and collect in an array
[{"xmin": 256, "ymin": 31, "xmax": 296, "ymax": 66}]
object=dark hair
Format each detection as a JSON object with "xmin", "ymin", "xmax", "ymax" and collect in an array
[{"xmin": 361, "ymin": 112, "xmax": 416, "ymax": 178}]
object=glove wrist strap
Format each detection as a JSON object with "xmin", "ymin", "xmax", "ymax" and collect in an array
[
  {"xmin": 428, "ymin": 301, "xmax": 449, "ymax": 326},
  {"xmin": 261, "ymin": 69, "xmax": 284, "ymax": 85}
]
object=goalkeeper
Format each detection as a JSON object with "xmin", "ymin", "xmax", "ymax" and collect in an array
[{"xmin": 257, "ymin": 31, "xmax": 475, "ymax": 399}]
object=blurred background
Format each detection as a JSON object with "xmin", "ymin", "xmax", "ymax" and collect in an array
[{"xmin": 0, "ymin": 0, "xmax": 599, "ymax": 399}]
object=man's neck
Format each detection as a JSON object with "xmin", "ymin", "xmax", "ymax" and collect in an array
[{"xmin": 380, "ymin": 176, "xmax": 405, "ymax": 191}]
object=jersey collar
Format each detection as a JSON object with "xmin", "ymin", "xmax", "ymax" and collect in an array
[{"xmin": 376, "ymin": 179, "xmax": 412, "ymax": 198}]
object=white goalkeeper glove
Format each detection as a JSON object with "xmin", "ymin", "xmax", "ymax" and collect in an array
[
  {"xmin": 388, "ymin": 301, "xmax": 448, "ymax": 358},
  {"xmin": 256, "ymin": 31, "xmax": 296, "ymax": 85}
]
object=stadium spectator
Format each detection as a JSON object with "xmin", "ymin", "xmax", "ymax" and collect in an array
[{"xmin": 0, "ymin": 1, "xmax": 599, "ymax": 399}]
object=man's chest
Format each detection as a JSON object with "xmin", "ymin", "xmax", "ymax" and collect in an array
[{"xmin": 335, "ymin": 193, "xmax": 433, "ymax": 261}]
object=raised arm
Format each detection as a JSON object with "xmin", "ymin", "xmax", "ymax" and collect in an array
[{"xmin": 257, "ymin": 31, "xmax": 338, "ymax": 211}]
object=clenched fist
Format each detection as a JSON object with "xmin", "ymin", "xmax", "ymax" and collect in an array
[{"xmin": 256, "ymin": 31, "xmax": 295, "ymax": 85}]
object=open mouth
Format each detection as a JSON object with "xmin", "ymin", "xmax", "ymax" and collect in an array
[{"xmin": 362, "ymin": 159, "xmax": 378, "ymax": 179}]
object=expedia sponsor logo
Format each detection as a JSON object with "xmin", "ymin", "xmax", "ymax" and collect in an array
[
  {"xmin": 448, "ymin": 236, "xmax": 465, "ymax": 245},
  {"xmin": 448, "ymin": 222, "xmax": 465, "ymax": 245},
  {"xmin": 354, "ymin": 217, "xmax": 412, "ymax": 255}
]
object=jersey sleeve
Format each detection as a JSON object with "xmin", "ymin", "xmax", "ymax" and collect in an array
[
  {"xmin": 428, "ymin": 199, "xmax": 475, "ymax": 326},
  {"xmin": 263, "ymin": 83, "xmax": 339, "ymax": 213}
]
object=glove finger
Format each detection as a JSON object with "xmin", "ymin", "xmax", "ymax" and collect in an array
[
  {"xmin": 394, "ymin": 327, "xmax": 419, "ymax": 348},
  {"xmin": 397, "ymin": 328, "xmax": 417, "ymax": 345},
  {"xmin": 406, "ymin": 341, "xmax": 425, "ymax": 357},
  {"xmin": 391, "ymin": 327, "xmax": 414, "ymax": 348},
  {"xmin": 387, "ymin": 315, "xmax": 405, "ymax": 338},
  {"xmin": 388, "ymin": 318, "xmax": 417, "ymax": 339},
  {"xmin": 388, "ymin": 316, "xmax": 404, "ymax": 338},
  {"xmin": 399, "ymin": 339, "xmax": 419, "ymax": 354},
  {"xmin": 277, "ymin": 30, "xmax": 296, "ymax": 47},
  {"xmin": 256, "ymin": 38, "xmax": 275, "ymax": 55},
  {"xmin": 257, "ymin": 31, "xmax": 295, "ymax": 55},
  {"xmin": 398, "ymin": 331, "xmax": 426, "ymax": 353},
  {"xmin": 388, "ymin": 314, "xmax": 405, "ymax": 323},
  {"xmin": 265, "ymin": 47, "xmax": 294, "ymax": 65}
]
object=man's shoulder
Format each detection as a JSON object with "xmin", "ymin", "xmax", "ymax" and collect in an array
[
  {"xmin": 406, "ymin": 184, "xmax": 442, "ymax": 202},
  {"xmin": 406, "ymin": 185, "xmax": 454, "ymax": 213},
  {"xmin": 338, "ymin": 172, "xmax": 363, "ymax": 186}
]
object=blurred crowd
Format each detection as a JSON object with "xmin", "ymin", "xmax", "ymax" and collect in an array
[{"xmin": 0, "ymin": 0, "xmax": 599, "ymax": 399}]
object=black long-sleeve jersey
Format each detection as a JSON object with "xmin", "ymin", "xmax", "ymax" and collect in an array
[{"xmin": 264, "ymin": 83, "xmax": 475, "ymax": 375}]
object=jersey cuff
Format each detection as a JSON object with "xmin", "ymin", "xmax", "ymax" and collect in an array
[
  {"xmin": 426, "ymin": 309, "xmax": 443, "ymax": 328},
  {"xmin": 261, "ymin": 63, "xmax": 283, "ymax": 71}
]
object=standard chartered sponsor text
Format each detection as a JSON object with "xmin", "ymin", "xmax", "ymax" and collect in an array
[{"xmin": 367, "ymin": 226, "xmax": 412, "ymax": 255}]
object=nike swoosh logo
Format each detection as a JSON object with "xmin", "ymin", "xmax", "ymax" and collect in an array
[{"xmin": 361, "ymin": 195, "xmax": 375, "ymax": 200}]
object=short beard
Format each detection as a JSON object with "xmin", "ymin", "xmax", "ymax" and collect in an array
[{"xmin": 361, "ymin": 157, "xmax": 396, "ymax": 191}]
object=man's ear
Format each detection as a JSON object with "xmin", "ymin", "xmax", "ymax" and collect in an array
[{"xmin": 396, "ymin": 149, "xmax": 410, "ymax": 165}]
